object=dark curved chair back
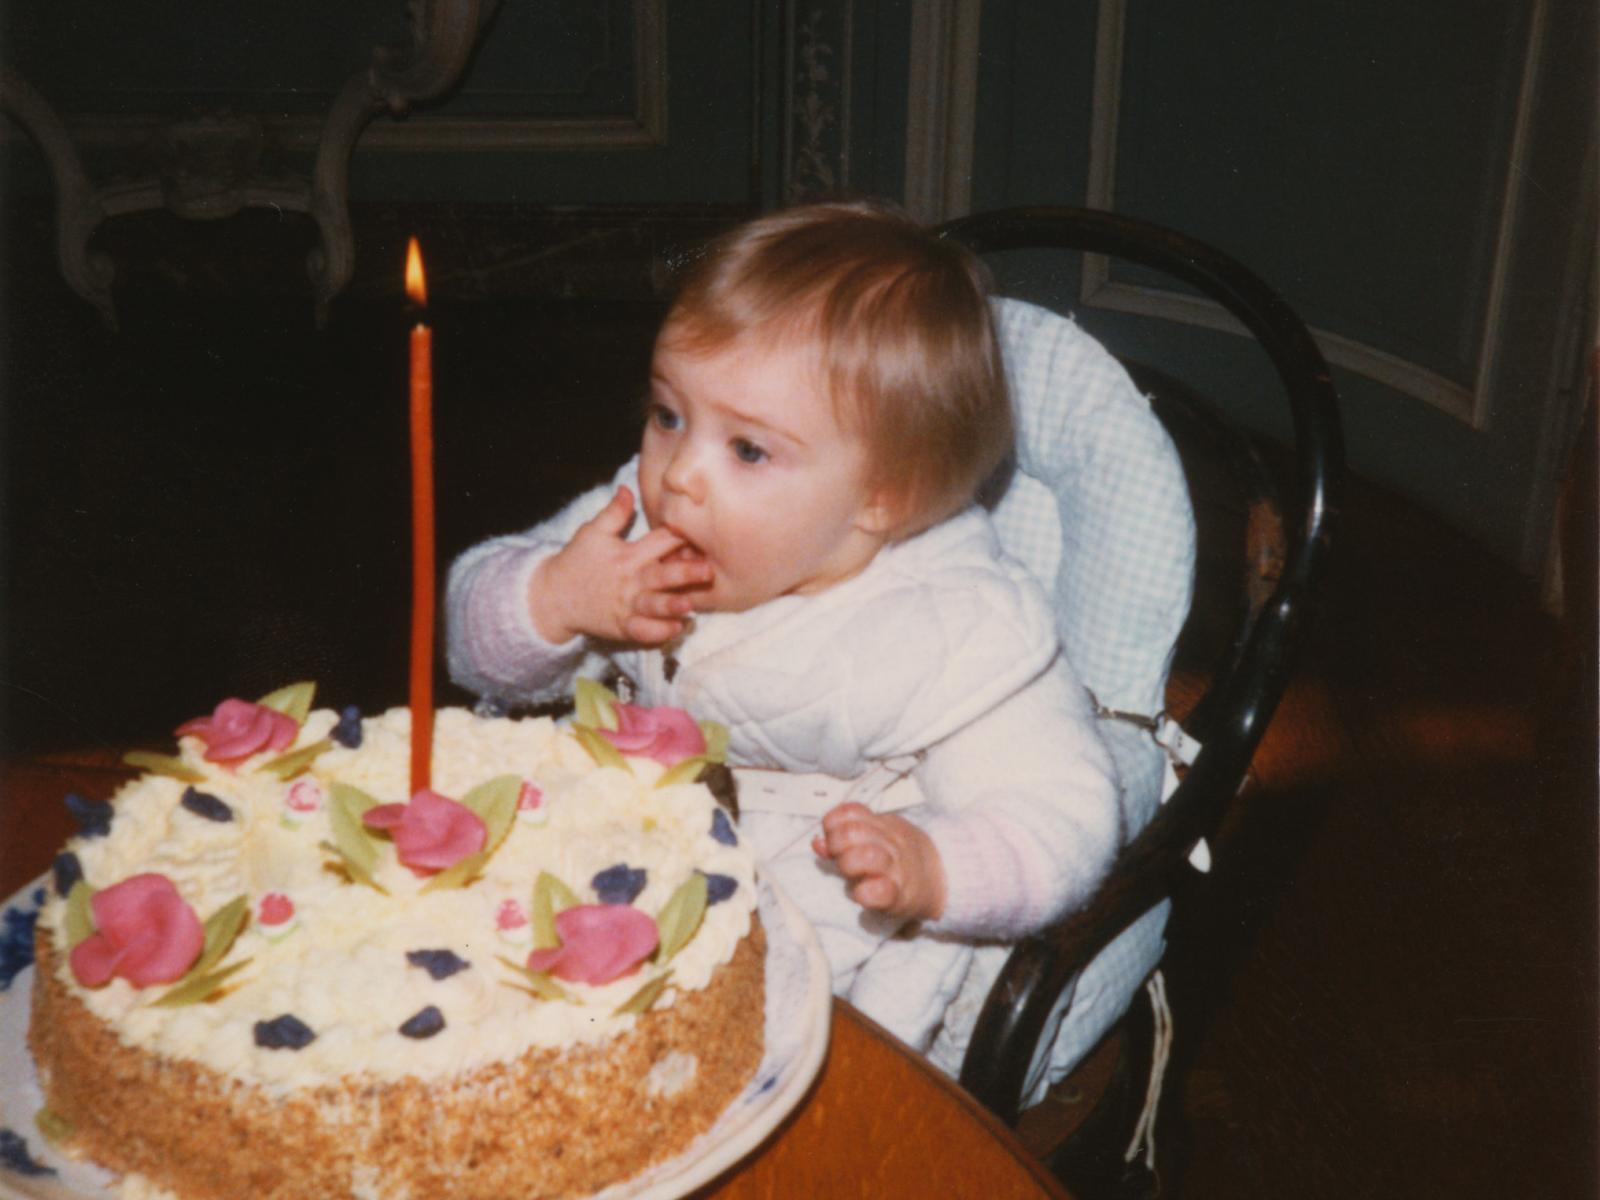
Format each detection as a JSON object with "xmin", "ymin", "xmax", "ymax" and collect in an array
[{"xmin": 936, "ymin": 206, "xmax": 1343, "ymax": 1127}]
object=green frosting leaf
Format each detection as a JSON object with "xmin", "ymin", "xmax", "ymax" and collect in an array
[
  {"xmin": 700, "ymin": 720, "xmax": 730, "ymax": 762},
  {"xmin": 256, "ymin": 681, "xmax": 316, "ymax": 725},
  {"xmin": 614, "ymin": 971, "xmax": 672, "ymax": 1016},
  {"xmin": 421, "ymin": 775, "xmax": 520, "ymax": 893},
  {"xmin": 318, "ymin": 841, "xmax": 388, "ymax": 893},
  {"xmin": 193, "ymin": 895, "xmax": 249, "ymax": 978},
  {"xmin": 420, "ymin": 853, "xmax": 485, "ymax": 892},
  {"xmin": 35, "ymin": 1106, "xmax": 73, "ymax": 1145},
  {"xmin": 63, "ymin": 880, "xmax": 95, "ymax": 949},
  {"xmin": 573, "ymin": 726, "xmax": 628, "ymax": 770},
  {"xmin": 496, "ymin": 954, "xmax": 569, "ymax": 1002},
  {"xmin": 259, "ymin": 738, "xmax": 332, "ymax": 781},
  {"xmin": 530, "ymin": 871, "xmax": 580, "ymax": 950},
  {"xmin": 655, "ymin": 873, "xmax": 708, "ymax": 963},
  {"xmin": 121, "ymin": 751, "xmax": 204, "ymax": 783},
  {"xmin": 653, "ymin": 755, "xmax": 710, "ymax": 790},
  {"xmin": 150, "ymin": 894, "xmax": 250, "ymax": 1007},
  {"xmin": 324, "ymin": 783, "xmax": 387, "ymax": 892},
  {"xmin": 459, "ymin": 775, "xmax": 521, "ymax": 847},
  {"xmin": 149, "ymin": 957, "xmax": 252, "ymax": 1008},
  {"xmin": 574, "ymin": 678, "xmax": 619, "ymax": 731}
]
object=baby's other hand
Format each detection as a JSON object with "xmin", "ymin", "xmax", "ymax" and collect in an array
[
  {"xmin": 813, "ymin": 803, "xmax": 946, "ymax": 922},
  {"xmin": 530, "ymin": 487, "xmax": 713, "ymax": 645}
]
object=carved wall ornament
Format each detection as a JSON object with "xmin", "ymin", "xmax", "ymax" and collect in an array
[
  {"xmin": 1, "ymin": 0, "xmax": 502, "ymax": 327},
  {"xmin": 786, "ymin": 3, "xmax": 851, "ymax": 205}
]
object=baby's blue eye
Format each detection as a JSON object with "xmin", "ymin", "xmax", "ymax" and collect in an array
[
  {"xmin": 650, "ymin": 404, "xmax": 682, "ymax": 432},
  {"xmin": 732, "ymin": 438, "xmax": 767, "ymax": 464}
]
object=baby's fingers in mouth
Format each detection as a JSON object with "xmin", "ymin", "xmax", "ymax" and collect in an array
[
  {"xmin": 658, "ymin": 552, "xmax": 713, "ymax": 594},
  {"xmin": 663, "ymin": 542, "xmax": 707, "ymax": 564}
]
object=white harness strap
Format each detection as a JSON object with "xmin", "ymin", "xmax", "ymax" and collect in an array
[
  {"xmin": 1094, "ymin": 698, "xmax": 1211, "ymax": 874},
  {"xmin": 733, "ymin": 755, "xmax": 924, "ymax": 819},
  {"xmin": 733, "ymin": 755, "xmax": 925, "ymax": 864},
  {"xmin": 1124, "ymin": 968, "xmax": 1174, "ymax": 1176}
]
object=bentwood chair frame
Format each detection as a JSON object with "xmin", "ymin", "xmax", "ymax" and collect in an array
[{"xmin": 936, "ymin": 207, "xmax": 1343, "ymax": 1185}]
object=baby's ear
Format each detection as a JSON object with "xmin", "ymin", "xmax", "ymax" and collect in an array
[{"xmin": 855, "ymin": 488, "xmax": 903, "ymax": 538}]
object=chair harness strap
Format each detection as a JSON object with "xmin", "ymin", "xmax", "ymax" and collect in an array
[
  {"xmin": 1088, "ymin": 697, "xmax": 1201, "ymax": 769},
  {"xmin": 1090, "ymin": 695, "xmax": 1211, "ymax": 871},
  {"xmin": 1124, "ymin": 969, "xmax": 1174, "ymax": 1176}
]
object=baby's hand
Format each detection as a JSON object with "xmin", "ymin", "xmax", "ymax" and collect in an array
[
  {"xmin": 530, "ymin": 487, "xmax": 712, "ymax": 646},
  {"xmin": 813, "ymin": 803, "xmax": 947, "ymax": 922}
]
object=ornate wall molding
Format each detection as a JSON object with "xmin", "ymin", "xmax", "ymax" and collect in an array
[
  {"xmin": 0, "ymin": 0, "xmax": 682, "ymax": 324},
  {"xmin": 363, "ymin": 0, "xmax": 667, "ymax": 152},
  {"xmin": 1, "ymin": 0, "xmax": 502, "ymax": 326},
  {"xmin": 1082, "ymin": 0, "xmax": 1549, "ymax": 430},
  {"xmin": 784, "ymin": 0, "xmax": 853, "ymax": 204},
  {"xmin": 4, "ymin": 0, "xmax": 667, "ymax": 157}
]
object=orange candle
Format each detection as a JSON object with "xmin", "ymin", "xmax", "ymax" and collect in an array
[{"xmin": 405, "ymin": 237, "xmax": 435, "ymax": 795}]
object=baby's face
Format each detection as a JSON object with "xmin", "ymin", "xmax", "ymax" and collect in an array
[{"xmin": 638, "ymin": 328, "xmax": 891, "ymax": 614}]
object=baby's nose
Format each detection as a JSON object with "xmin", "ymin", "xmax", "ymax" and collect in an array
[{"xmin": 662, "ymin": 444, "xmax": 705, "ymax": 500}]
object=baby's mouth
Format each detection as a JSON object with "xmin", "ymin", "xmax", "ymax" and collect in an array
[
  {"xmin": 663, "ymin": 531, "xmax": 708, "ymax": 565},
  {"xmin": 664, "ymin": 539, "xmax": 714, "ymax": 602}
]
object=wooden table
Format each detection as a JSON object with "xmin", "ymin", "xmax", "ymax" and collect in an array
[{"xmin": 0, "ymin": 750, "xmax": 1071, "ymax": 1200}]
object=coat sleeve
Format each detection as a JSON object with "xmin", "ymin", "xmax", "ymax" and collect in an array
[
  {"xmin": 906, "ymin": 655, "xmax": 1122, "ymax": 940},
  {"xmin": 444, "ymin": 460, "xmax": 638, "ymax": 706}
]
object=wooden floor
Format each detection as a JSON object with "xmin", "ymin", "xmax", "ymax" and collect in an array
[{"xmin": 1148, "ymin": 469, "xmax": 1597, "ymax": 1198}]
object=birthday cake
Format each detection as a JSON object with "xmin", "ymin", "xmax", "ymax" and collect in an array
[{"xmin": 25, "ymin": 681, "xmax": 765, "ymax": 1200}]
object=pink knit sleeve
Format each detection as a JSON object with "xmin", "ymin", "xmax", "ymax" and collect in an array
[
  {"xmin": 445, "ymin": 461, "xmax": 638, "ymax": 706},
  {"xmin": 908, "ymin": 658, "xmax": 1121, "ymax": 940},
  {"xmin": 445, "ymin": 533, "xmax": 585, "ymax": 704}
]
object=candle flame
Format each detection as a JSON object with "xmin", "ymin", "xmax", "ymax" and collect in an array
[{"xmin": 405, "ymin": 237, "xmax": 427, "ymax": 307}]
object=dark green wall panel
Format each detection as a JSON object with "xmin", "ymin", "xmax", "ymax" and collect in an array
[{"xmin": 968, "ymin": 0, "xmax": 1595, "ymax": 571}]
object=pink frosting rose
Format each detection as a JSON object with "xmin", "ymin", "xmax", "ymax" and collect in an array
[
  {"xmin": 258, "ymin": 893, "xmax": 295, "ymax": 927},
  {"xmin": 525, "ymin": 904, "xmax": 660, "ymax": 985},
  {"xmin": 176, "ymin": 698, "xmax": 298, "ymax": 766},
  {"xmin": 496, "ymin": 898, "xmax": 529, "ymax": 931},
  {"xmin": 69, "ymin": 874, "xmax": 204, "ymax": 988},
  {"xmin": 598, "ymin": 703, "xmax": 706, "ymax": 766},
  {"xmin": 363, "ymin": 789, "xmax": 486, "ymax": 876}
]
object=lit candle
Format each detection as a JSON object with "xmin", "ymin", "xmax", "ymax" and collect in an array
[{"xmin": 405, "ymin": 237, "xmax": 435, "ymax": 796}]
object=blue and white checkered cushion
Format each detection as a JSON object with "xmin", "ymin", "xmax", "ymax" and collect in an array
[
  {"xmin": 988, "ymin": 296, "xmax": 1195, "ymax": 728},
  {"xmin": 930, "ymin": 297, "xmax": 1196, "ymax": 1102}
]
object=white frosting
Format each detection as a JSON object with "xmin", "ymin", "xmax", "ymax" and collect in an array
[
  {"xmin": 643, "ymin": 1050, "xmax": 699, "ymax": 1098},
  {"xmin": 44, "ymin": 705, "xmax": 756, "ymax": 1095}
]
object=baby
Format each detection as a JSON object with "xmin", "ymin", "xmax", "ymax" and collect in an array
[{"xmin": 446, "ymin": 199, "xmax": 1119, "ymax": 1061}]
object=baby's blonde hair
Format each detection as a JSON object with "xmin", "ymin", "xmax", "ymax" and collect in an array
[{"xmin": 660, "ymin": 199, "xmax": 1010, "ymax": 538}]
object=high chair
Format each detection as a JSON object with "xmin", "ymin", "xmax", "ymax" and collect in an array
[{"xmin": 935, "ymin": 207, "xmax": 1343, "ymax": 1194}]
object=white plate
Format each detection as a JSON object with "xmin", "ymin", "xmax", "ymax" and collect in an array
[{"xmin": 0, "ymin": 873, "xmax": 831, "ymax": 1200}]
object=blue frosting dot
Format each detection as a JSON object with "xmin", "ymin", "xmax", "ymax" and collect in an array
[
  {"xmin": 254, "ymin": 1014, "xmax": 316, "ymax": 1050},
  {"xmin": 332, "ymin": 706, "xmax": 364, "ymax": 749},
  {"xmin": 592, "ymin": 863, "xmax": 648, "ymax": 905},
  {"xmin": 0, "ymin": 897, "xmax": 42, "ymax": 993},
  {"xmin": 63, "ymin": 792, "xmax": 112, "ymax": 839},
  {"xmin": 406, "ymin": 948, "xmax": 470, "ymax": 980},
  {"xmin": 0, "ymin": 1127, "xmax": 55, "ymax": 1177},
  {"xmin": 699, "ymin": 872, "xmax": 738, "ymax": 906},
  {"xmin": 180, "ymin": 787, "xmax": 234, "ymax": 823},
  {"xmin": 399, "ymin": 1005, "xmax": 446, "ymax": 1039},
  {"xmin": 52, "ymin": 853, "xmax": 82, "ymax": 899},
  {"xmin": 710, "ymin": 808, "xmax": 737, "ymax": 847}
]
